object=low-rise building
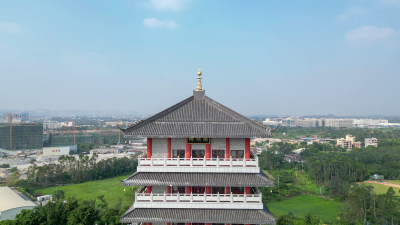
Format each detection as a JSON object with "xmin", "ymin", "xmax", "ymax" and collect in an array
[
  {"xmin": 0, "ymin": 186, "xmax": 36, "ymax": 221},
  {"xmin": 337, "ymin": 135, "xmax": 358, "ymax": 150},
  {"xmin": 353, "ymin": 141, "xmax": 362, "ymax": 148},
  {"xmin": 42, "ymin": 145, "xmax": 77, "ymax": 156},
  {"xmin": 365, "ymin": 138, "xmax": 378, "ymax": 147}
]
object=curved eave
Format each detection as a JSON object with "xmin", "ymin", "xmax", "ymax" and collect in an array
[
  {"xmin": 122, "ymin": 171, "xmax": 274, "ymax": 187},
  {"xmin": 120, "ymin": 207, "xmax": 276, "ymax": 224}
]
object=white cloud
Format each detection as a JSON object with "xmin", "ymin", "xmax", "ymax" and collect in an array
[
  {"xmin": 345, "ymin": 26, "xmax": 400, "ymax": 45},
  {"xmin": 148, "ymin": 0, "xmax": 191, "ymax": 11},
  {"xmin": 0, "ymin": 22, "xmax": 22, "ymax": 34},
  {"xmin": 337, "ymin": 7, "xmax": 366, "ymax": 21},
  {"xmin": 143, "ymin": 18, "xmax": 180, "ymax": 29}
]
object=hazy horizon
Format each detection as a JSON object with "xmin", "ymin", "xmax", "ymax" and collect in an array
[{"xmin": 1, "ymin": 0, "xmax": 399, "ymax": 116}]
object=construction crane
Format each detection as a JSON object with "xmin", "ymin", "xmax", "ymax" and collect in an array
[
  {"xmin": 118, "ymin": 121, "xmax": 121, "ymax": 144},
  {"xmin": 73, "ymin": 122, "xmax": 76, "ymax": 145},
  {"xmin": 9, "ymin": 112, "xmax": 13, "ymax": 149}
]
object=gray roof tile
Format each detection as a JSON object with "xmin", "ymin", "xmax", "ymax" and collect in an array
[
  {"xmin": 123, "ymin": 172, "xmax": 274, "ymax": 187},
  {"xmin": 122, "ymin": 91, "xmax": 272, "ymax": 138},
  {"xmin": 120, "ymin": 207, "xmax": 276, "ymax": 224}
]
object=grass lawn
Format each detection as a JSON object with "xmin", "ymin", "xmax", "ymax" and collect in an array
[
  {"xmin": 293, "ymin": 171, "xmax": 326, "ymax": 195},
  {"xmin": 361, "ymin": 182, "xmax": 400, "ymax": 195},
  {"xmin": 268, "ymin": 194, "xmax": 344, "ymax": 222},
  {"xmin": 33, "ymin": 174, "xmax": 138, "ymax": 208},
  {"xmin": 264, "ymin": 169, "xmax": 326, "ymax": 196},
  {"xmin": 389, "ymin": 180, "xmax": 400, "ymax": 185}
]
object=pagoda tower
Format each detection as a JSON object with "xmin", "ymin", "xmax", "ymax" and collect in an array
[{"xmin": 120, "ymin": 69, "xmax": 275, "ymax": 225}]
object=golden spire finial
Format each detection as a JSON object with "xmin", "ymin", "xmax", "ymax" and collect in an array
[{"xmin": 196, "ymin": 66, "xmax": 202, "ymax": 91}]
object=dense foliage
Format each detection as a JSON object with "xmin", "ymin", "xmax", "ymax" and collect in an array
[
  {"xmin": 16, "ymin": 154, "xmax": 138, "ymax": 190},
  {"xmin": 339, "ymin": 186, "xmax": 400, "ymax": 224},
  {"xmin": 0, "ymin": 163, "xmax": 10, "ymax": 168},
  {"xmin": 0, "ymin": 196, "xmax": 126, "ymax": 225},
  {"xmin": 304, "ymin": 143, "xmax": 400, "ymax": 185}
]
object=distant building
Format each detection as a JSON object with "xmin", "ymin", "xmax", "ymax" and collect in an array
[
  {"xmin": 43, "ymin": 121, "xmax": 64, "ymax": 130},
  {"xmin": 337, "ymin": 135, "xmax": 357, "ymax": 151},
  {"xmin": 42, "ymin": 145, "xmax": 77, "ymax": 156},
  {"xmin": 324, "ymin": 119, "xmax": 354, "ymax": 128},
  {"xmin": 0, "ymin": 123, "xmax": 43, "ymax": 150},
  {"xmin": 0, "ymin": 186, "xmax": 36, "ymax": 221},
  {"xmin": 353, "ymin": 141, "xmax": 362, "ymax": 148},
  {"xmin": 365, "ymin": 138, "xmax": 378, "ymax": 147}
]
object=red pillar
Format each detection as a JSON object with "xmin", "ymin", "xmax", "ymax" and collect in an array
[
  {"xmin": 206, "ymin": 186, "xmax": 211, "ymax": 194},
  {"xmin": 245, "ymin": 187, "xmax": 251, "ymax": 194},
  {"xmin": 147, "ymin": 138, "xmax": 152, "ymax": 158},
  {"xmin": 206, "ymin": 223, "xmax": 211, "ymax": 225},
  {"xmin": 146, "ymin": 223, "xmax": 152, "ymax": 225},
  {"xmin": 167, "ymin": 223, "xmax": 171, "ymax": 225},
  {"xmin": 226, "ymin": 187, "xmax": 231, "ymax": 194},
  {"xmin": 146, "ymin": 186, "xmax": 152, "ymax": 193},
  {"xmin": 226, "ymin": 138, "xmax": 230, "ymax": 159},
  {"xmin": 186, "ymin": 143, "xmax": 191, "ymax": 159},
  {"xmin": 205, "ymin": 138, "xmax": 211, "ymax": 160},
  {"xmin": 167, "ymin": 186, "xmax": 171, "ymax": 194},
  {"xmin": 167, "ymin": 138, "xmax": 171, "ymax": 159},
  {"xmin": 185, "ymin": 186, "xmax": 191, "ymax": 194},
  {"xmin": 245, "ymin": 138, "xmax": 251, "ymax": 159}
]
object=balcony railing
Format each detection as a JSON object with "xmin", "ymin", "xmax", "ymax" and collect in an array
[
  {"xmin": 134, "ymin": 191, "xmax": 263, "ymax": 209},
  {"xmin": 138, "ymin": 156, "xmax": 258, "ymax": 167}
]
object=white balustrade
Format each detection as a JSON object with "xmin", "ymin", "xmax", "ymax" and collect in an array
[
  {"xmin": 138, "ymin": 156, "xmax": 258, "ymax": 168},
  {"xmin": 135, "ymin": 192, "xmax": 262, "ymax": 204}
]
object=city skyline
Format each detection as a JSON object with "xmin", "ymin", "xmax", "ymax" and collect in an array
[{"xmin": 1, "ymin": 0, "xmax": 399, "ymax": 116}]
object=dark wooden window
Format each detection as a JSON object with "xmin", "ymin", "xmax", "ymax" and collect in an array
[
  {"xmin": 231, "ymin": 150, "xmax": 244, "ymax": 159},
  {"xmin": 212, "ymin": 150, "xmax": 225, "ymax": 158},
  {"xmin": 172, "ymin": 149, "xmax": 185, "ymax": 158},
  {"xmin": 231, "ymin": 187, "xmax": 244, "ymax": 194},
  {"xmin": 192, "ymin": 149, "xmax": 205, "ymax": 158},
  {"xmin": 212, "ymin": 187, "xmax": 225, "ymax": 194},
  {"xmin": 172, "ymin": 186, "xmax": 185, "ymax": 193},
  {"xmin": 192, "ymin": 186, "xmax": 205, "ymax": 194}
]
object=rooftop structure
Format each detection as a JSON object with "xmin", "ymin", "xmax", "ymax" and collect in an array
[
  {"xmin": 120, "ymin": 69, "xmax": 275, "ymax": 225},
  {"xmin": 0, "ymin": 186, "xmax": 36, "ymax": 221},
  {"xmin": 365, "ymin": 138, "xmax": 378, "ymax": 148}
]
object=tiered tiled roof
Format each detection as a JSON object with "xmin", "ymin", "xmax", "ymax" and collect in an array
[
  {"xmin": 120, "ymin": 207, "xmax": 276, "ymax": 224},
  {"xmin": 121, "ymin": 91, "xmax": 272, "ymax": 138},
  {"xmin": 123, "ymin": 171, "xmax": 274, "ymax": 187}
]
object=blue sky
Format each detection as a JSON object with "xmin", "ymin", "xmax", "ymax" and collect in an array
[{"xmin": 0, "ymin": 0, "xmax": 399, "ymax": 116}]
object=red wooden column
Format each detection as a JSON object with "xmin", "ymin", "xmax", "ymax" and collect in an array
[
  {"xmin": 245, "ymin": 187, "xmax": 251, "ymax": 194},
  {"xmin": 225, "ymin": 186, "xmax": 231, "ymax": 194},
  {"xmin": 186, "ymin": 143, "xmax": 191, "ymax": 159},
  {"xmin": 167, "ymin": 138, "xmax": 171, "ymax": 159},
  {"xmin": 245, "ymin": 138, "xmax": 251, "ymax": 159},
  {"xmin": 146, "ymin": 186, "xmax": 152, "ymax": 193},
  {"xmin": 147, "ymin": 138, "xmax": 152, "ymax": 158},
  {"xmin": 226, "ymin": 138, "xmax": 230, "ymax": 158},
  {"xmin": 185, "ymin": 186, "xmax": 191, "ymax": 194},
  {"xmin": 146, "ymin": 223, "xmax": 152, "ymax": 225},
  {"xmin": 206, "ymin": 186, "xmax": 211, "ymax": 194},
  {"xmin": 206, "ymin": 223, "xmax": 211, "ymax": 225},
  {"xmin": 167, "ymin": 186, "xmax": 171, "ymax": 194},
  {"xmin": 205, "ymin": 138, "xmax": 211, "ymax": 160}
]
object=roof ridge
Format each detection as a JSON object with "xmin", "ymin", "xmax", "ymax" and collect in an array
[{"xmin": 123, "ymin": 96, "xmax": 194, "ymax": 131}]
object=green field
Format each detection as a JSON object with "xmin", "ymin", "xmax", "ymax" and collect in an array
[
  {"xmin": 34, "ymin": 174, "xmax": 138, "ymax": 208},
  {"xmin": 390, "ymin": 180, "xmax": 400, "ymax": 185},
  {"xmin": 268, "ymin": 194, "xmax": 344, "ymax": 222},
  {"xmin": 361, "ymin": 182, "xmax": 400, "ymax": 195}
]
